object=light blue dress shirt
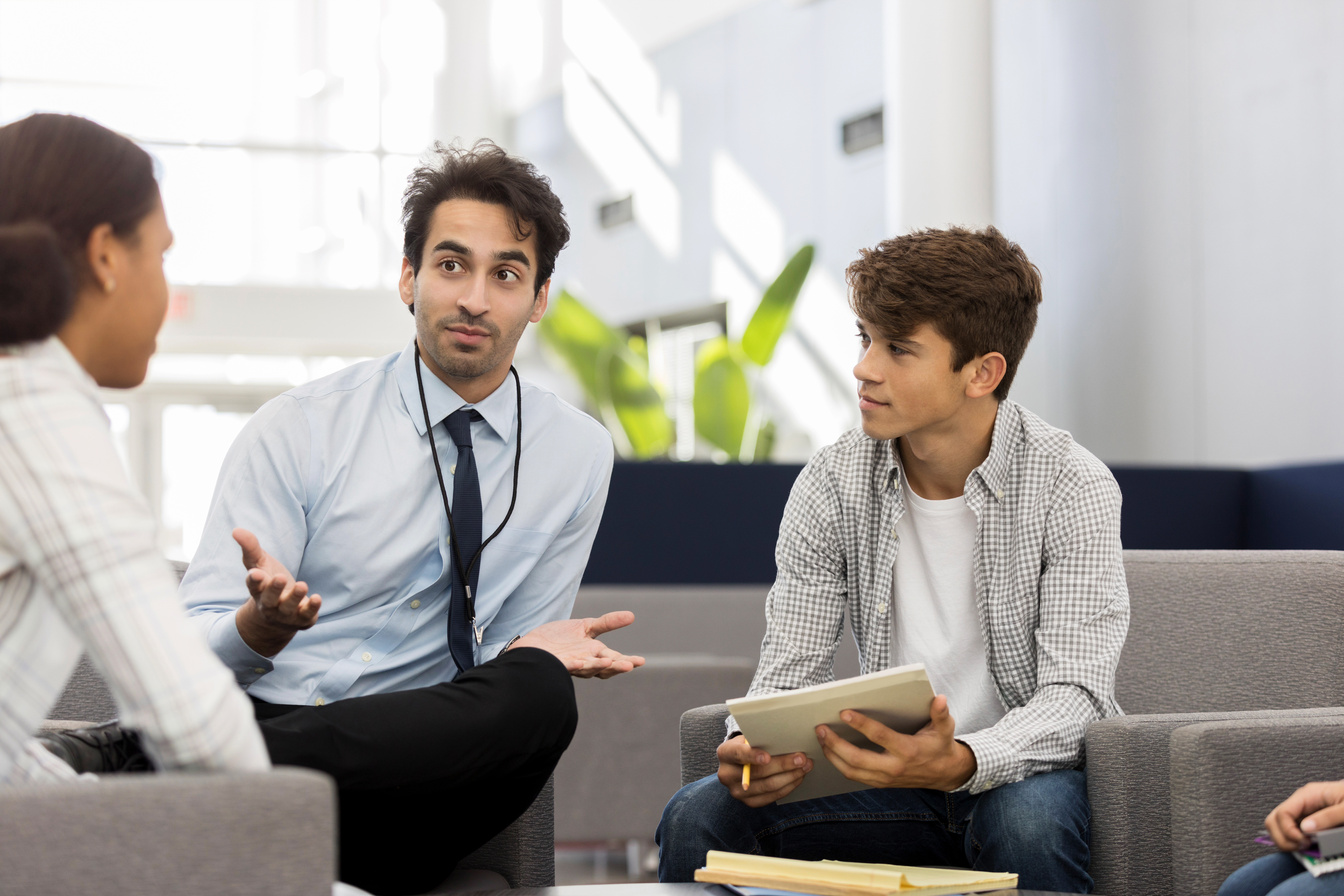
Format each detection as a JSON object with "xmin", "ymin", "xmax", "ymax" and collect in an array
[{"xmin": 181, "ymin": 340, "xmax": 614, "ymax": 707}]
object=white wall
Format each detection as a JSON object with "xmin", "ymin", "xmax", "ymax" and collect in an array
[{"xmin": 994, "ymin": 0, "xmax": 1344, "ymax": 466}]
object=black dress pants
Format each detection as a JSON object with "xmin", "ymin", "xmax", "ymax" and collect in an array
[{"xmin": 251, "ymin": 646, "xmax": 577, "ymax": 896}]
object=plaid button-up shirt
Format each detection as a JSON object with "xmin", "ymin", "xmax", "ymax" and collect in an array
[
  {"xmin": 0, "ymin": 338, "xmax": 269, "ymax": 785},
  {"xmin": 732, "ymin": 400, "xmax": 1129, "ymax": 794}
]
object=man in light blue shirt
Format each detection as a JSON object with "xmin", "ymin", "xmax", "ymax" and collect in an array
[{"xmin": 180, "ymin": 142, "xmax": 641, "ymax": 896}]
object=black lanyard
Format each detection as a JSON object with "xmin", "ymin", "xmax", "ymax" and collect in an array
[{"xmin": 413, "ymin": 340, "xmax": 522, "ymax": 641}]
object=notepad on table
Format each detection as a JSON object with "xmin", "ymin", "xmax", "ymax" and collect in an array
[{"xmin": 695, "ymin": 850, "xmax": 1018, "ymax": 896}]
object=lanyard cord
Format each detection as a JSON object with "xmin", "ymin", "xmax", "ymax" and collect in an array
[{"xmin": 414, "ymin": 340, "xmax": 523, "ymax": 630}]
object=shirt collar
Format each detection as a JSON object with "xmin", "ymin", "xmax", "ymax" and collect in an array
[
  {"xmin": 877, "ymin": 400, "xmax": 1020, "ymax": 498},
  {"xmin": 882, "ymin": 438, "xmax": 903, "ymax": 492},
  {"xmin": 394, "ymin": 339, "xmax": 518, "ymax": 442},
  {"xmin": 3, "ymin": 337, "xmax": 101, "ymax": 401},
  {"xmin": 970, "ymin": 400, "xmax": 1019, "ymax": 497}
]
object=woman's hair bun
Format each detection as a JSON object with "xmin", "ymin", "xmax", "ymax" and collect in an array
[{"xmin": 0, "ymin": 222, "xmax": 76, "ymax": 346}]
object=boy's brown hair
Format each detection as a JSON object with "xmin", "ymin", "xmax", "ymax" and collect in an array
[{"xmin": 846, "ymin": 225, "xmax": 1042, "ymax": 400}]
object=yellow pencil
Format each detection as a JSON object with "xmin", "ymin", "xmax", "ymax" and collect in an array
[{"xmin": 742, "ymin": 738, "xmax": 751, "ymax": 789}]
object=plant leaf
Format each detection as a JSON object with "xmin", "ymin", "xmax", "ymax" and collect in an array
[
  {"xmin": 536, "ymin": 290, "xmax": 672, "ymax": 458},
  {"xmin": 627, "ymin": 334, "xmax": 649, "ymax": 368},
  {"xmin": 752, "ymin": 418, "xmax": 776, "ymax": 463},
  {"xmin": 606, "ymin": 349, "xmax": 674, "ymax": 458},
  {"xmin": 535, "ymin": 290, "xmax": 620, "ymax": 403},
  {"xmin": 693, "ymin": 336, "xmax": 751, "ymax": 457},
  {"xmin": 741, "ymin": 243, "xmax": 815, "ymax": 367}
]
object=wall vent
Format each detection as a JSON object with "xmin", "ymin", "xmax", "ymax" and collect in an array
[
  {"xmin": 598, "ymin": 194, "xmax": 635, "ymax": 229},
  {"xmin": 841, "ymin": 107, "xmax": 884, "ymax": 155}
]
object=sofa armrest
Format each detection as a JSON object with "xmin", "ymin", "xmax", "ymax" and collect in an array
[
  {"xmin": 681, "ymin": 704, "xmax": 732, "ymax": 786},
  {"xmin": 558, "ymin": 655, "xmax": 753, "ymax": 844},
  {"xmin": 457, "ymin": 776, "xmax": 555, "ymax": 888},
  {"xmin": 0, "ymin": 767, "xmax": 335, "ymax": 896},
  {"xmin": 1087, "ymin": 707, "xmax": 1344, "ymax": 896},
  {"xmin": 1172, "ymin": 713, "xmax": 1344, "ymax": 896}
]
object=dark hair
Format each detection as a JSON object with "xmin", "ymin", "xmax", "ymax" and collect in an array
[
  {"xmin": 0, "ymin": 223, "xmax": 75, "ymax": 345},
  {"xmin": 847, "ymin": 226, "xmax": 1043, "ymax": 400},
  {"xmin": 401, "ymin": 140, "xmax": 569, "ymax": 305},
  {"xmin": 0, "ymin": 114, "xmax": 159, "ymax": 345}
]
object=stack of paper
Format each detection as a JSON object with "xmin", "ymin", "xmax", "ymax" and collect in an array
[{"xmin": 694, "ymin": 850, "xmax": 1018, "ymax": 896}]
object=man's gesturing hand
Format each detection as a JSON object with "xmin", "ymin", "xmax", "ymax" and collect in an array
[
  {"xmin": 232, "ymin": 527, "xmax": 321, "ymax": 658},
  {"xmin": 717, "ymin": 734, "xmax": 813, "ymax": 807},
  {"xmin": 1265, "ymin": 780, "xmax": 1344, "ymax": 851},
  {"xmin": 510, "ymin": 611, "xmax": 646, "ymax": 679},
  {"xmin": 815, "ymin": 694, "xmax": 977, "ymax": 792}
]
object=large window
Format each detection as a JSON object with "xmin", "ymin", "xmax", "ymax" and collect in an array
[
  {"xmin": 0, "ymin": 0, "xmax": 445, "ymax": 289},
  {"xmin": 1, "ymin": 0, "xmax": 438, "ymax": 558}
]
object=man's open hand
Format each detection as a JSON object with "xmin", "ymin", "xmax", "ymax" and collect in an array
[
  {"xmin": 1265, "ymin": 779, "xmax": 1344, "ymax": 851},
  {"xmin": 232, "ymin": 527, "xmax": 321, "ymax": 657},
  {"xmin": 815, "ymin": 694, "xmax": 977, "ymax": 791},
  {"xmin": 510, "ymin": 611, "xmax": 645, "ymax": 679},
  {"xmin": 717, "ymin": 734, "xmax": 813, "ymax": 807}
]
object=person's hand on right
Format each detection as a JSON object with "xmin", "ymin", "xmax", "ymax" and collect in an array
[
  {"xmin": 232, "ymin": 527, "xmax": 321, "ymax": 657},
  {"xmin": 510, "ymin": 611, "xmax": 645, "ymax": 679},
  {"xmin": 1265, "ymin": 779, "xmax": 1344, "ymax": 851},
  {"xmin": 717, "ymin": 734, "xmax": 813, "ymax": 807}
]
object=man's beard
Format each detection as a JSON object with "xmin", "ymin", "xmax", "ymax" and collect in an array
[{"xmin": 415, "ymin": 305, "xmax": 532, "ymax": 385}]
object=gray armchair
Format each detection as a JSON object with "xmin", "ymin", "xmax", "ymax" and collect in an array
[
  {"xmin": 0, "ymin": 767, "xmax": 336, "ymax": 896},
  {"xmin": 1170, "ymin": 714, "xmax": 1344, "ymax": 896},
  {"xmin": 678, "ymin": 550, "xmax": 1344, "ymax": 896}
]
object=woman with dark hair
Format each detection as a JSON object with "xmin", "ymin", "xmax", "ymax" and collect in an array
[{"xmin": 0, "ymin": 113, "xmax": 269, "ymax": 784}]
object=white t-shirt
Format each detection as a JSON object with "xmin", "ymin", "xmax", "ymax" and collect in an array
[{"xmin": 891, "ymin": 482, "xmax": 1005, "ymax": 737}]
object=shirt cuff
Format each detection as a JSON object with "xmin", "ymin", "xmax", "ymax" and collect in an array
[
  {"xmin": 724, "ymin": 713, "xmax": 743, "ymax": 742},
  {"xmin": 954, "ymin": 730, "xmax": 1021, "ymax": 794},
  {"xmin": 206, "ymin": 611, "xmax": 274, "ymax": 686}
]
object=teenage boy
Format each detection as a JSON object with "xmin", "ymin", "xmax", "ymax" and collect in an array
[{"xmin": 657, "ymin": 226, "xmax": 1128, "ymax": 894}]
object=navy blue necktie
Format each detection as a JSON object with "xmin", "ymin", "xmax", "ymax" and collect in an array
[{"xmin": 444, "ymin": 409, "xmax": 482, "ymax": 672}]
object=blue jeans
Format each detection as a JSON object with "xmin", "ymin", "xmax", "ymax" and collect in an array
[
  {"xmin": 656, "ymin": 769, "xmax": 1092, "ymax": 893},
  {"xmin": 1219, "ymin": 853, "xmax": 1344, "ymax": 896}
]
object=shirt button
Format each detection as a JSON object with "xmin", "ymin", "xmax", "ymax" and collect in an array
[
  {"xmin": 890, "ymin": 528, "xmax": 898, "ymax": 539},
  {"xmin": 252, "ymin": 667, "xmax": 266, "ymax": 674},
  {"xmin": 879, "ymin": 602, "xmax": 888, "ymax": 614},
  {"xmin": 450, "ymin": 464, "xmax": 456, "ymax": 475},
  {"xmin": 362, "ymin": 652, "xmax": 373, "ymax": 663},
  {"xmin": 995, "ymin": 488, "xmax": 1004, "ymax": 500},
  {"xmin": 315, "ymin": 697, "xmax": 325, "ymax": 707},
  {"xmin": 410, "ymin": 600, "xmax": 421, "ymax": 609}
]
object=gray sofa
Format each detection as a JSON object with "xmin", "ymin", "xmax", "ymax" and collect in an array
[
  {"xmin": 19, "ymin": 560, "xmax": 555, "ymax": 894},
  {"xmin": 678, "ymin": 550, "xmax": 1344, "ymax": 896}
]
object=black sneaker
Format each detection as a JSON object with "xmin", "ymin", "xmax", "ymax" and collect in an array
[{"xmin": 36, "ymin": 721, "xmax": 153, "ymax": 774}]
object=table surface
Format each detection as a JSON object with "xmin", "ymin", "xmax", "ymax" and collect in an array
[{"xmin": 472, "ymin": 885, "xmax": 1084, "ymax": 896}]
